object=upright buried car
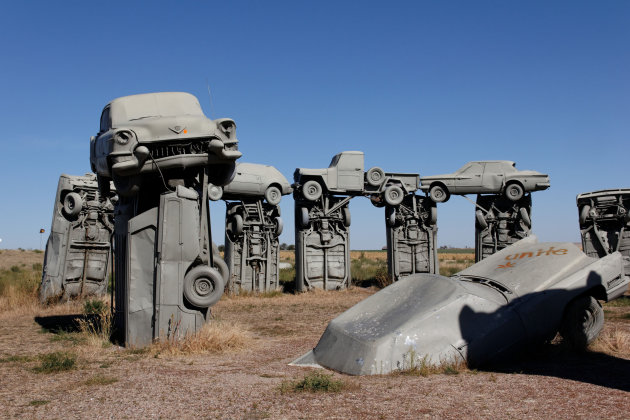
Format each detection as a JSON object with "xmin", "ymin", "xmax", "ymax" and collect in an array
[
  {"xmin": 292, "ymin": 236, "xmax": 627, "ymax": 375},
  {"xmin": 420, "ymin": 161, "xmax": 550, "ymax": 203},
  {"xmin": 90, "ymin": 92, "xmax": 242, "ymax": 196}
]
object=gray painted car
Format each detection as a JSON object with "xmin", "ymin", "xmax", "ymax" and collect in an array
[
  {"xmin": 420, "ymin": 161, "xmax": 550, "ymax": 203},
  {"xmin": 90, "ymin": 92, "xmax": 242, "ymax": 196},
  {"xmin": 292, "ymin": 236, "xmax": 627, "ymax": 375},
  {"xmin": 208, "ymin": 162, "xmax": 292, "ymax": 205}
]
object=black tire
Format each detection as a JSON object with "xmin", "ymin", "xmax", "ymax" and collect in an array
[
  {"xmin": 505, "ymin": 182, "xmax": 524, "ymax": 202},
  {"xmin": 560, "ymin": 295, "xmax": 604, "ymax": 349},
  {"xmin": 579, "ymin": 205, "xmax": 590, "ymax": 226},
  {"xmin": 302, "ymin": 180, "xmax": 322, "ymax": 201},
  {"xmin": 384, "ymin": 185, "xmax": 404, "ymax": 206},
  {"xmin": 183, "ymin": 265, "xmax": 224, "ymax": 307},
  {"xmin": 265, "ymin": 185, "xmax": 282, "ymax": 206},
  {"xmin": 208, "ymin": 184, "xmax": 223, "ymax": 201},
  {"xmin": 520, "ymin": 207, "xmax": 531, "ymax": 228},
  {"xmin": 430, "ymin": 184, "xmax": 449, "ymax": 203},
  {"xmin": 112, "ymin": 173, "xmax": 142, "ymax": 197},
  {"xmin": 208, "ymin": 162, "xmax": 236, "ymax": 186},
  {"xmin": 274, "ymin": 216, "xmax": 284, "ymax": 236},
  {"xmin": 63, "ymin": 192, "xmax": 83, "ymax": 217},
  {"xmin": 386, "ymin": 207, "xmax": 397, "ymax": 227},
  {"xmin": 476, "ymin": 210, "xmax": 488, "ymax": 229},
  {"xmin": 298, "ymin": 207, "xmax": 310, "ymax": 228},
  {"xmin": 342, "ymin": 207, "xmax": 351, "ymax": 227},
  {"xmin": 366, "ymin": 167, "xmax": 385, "ymax": 187}
]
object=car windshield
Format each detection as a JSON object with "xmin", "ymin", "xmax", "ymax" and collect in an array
[
  {"xmin": 451, "ymin": 274, "xmax": 514, "ymax": 295},
  {"xmin": 455, "ymin": 163, "xmax": 482, "ymax": 175}
]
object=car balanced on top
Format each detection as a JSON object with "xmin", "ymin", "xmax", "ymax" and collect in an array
[
  {"xmin": 420, "ymin": 160, "xmax": 550, "ymax": 203},
  {"xmin": 293, "ymin": 151, "xmax": 419, "ymax": 206}
]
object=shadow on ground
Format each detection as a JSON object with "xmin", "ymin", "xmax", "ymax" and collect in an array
[
  {"xmin": 34, "ymin": 314, "xmax": 100, "ymax": 334},
  {"xmin": 486, "ymin": 344, "xmax": 630, "ymax": 392}
]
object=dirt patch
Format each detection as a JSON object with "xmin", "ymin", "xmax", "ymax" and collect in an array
[{"xmin": 1, "ymin": 286, "xmax": 629, "ymax": 419}]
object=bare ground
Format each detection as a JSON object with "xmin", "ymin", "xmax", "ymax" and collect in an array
[{"xmin": 0, "ymin": 287, "xmax": 629, "ymax": 419}]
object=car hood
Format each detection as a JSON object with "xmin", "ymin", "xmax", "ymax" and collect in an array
[
  {"xmin": 292, "ymin": 273, "xmax": 522, "ymax": 375},
  {"xmin": 456, "ymin": 236, "xmax": 594, "ymax": 297},
  {"xmin": 117, "ymin": 115, "xmax": 232, "ymax": 144}
]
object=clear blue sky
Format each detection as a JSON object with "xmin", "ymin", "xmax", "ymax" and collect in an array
[{"xmin": 0, "ymin": 1, "xmax": 628, "ymax": 250}]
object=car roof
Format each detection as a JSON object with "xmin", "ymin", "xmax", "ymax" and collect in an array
[
  {"xmin": 106, "ymin": 92, "xmax": 204, "ymax": 126},
  {"xmin": 469, "ymin": 160, "xmax": 515, "ymax": 165}
]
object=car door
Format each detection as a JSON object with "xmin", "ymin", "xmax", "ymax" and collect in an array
[
  {"xmin": 227, "ymin": 168, "xmax": 262, "ymax": 195},
  {"xmin": 481, "ymin": 162, "xmax": 505, "ymax": 193},
  {"xmin": 454, "ymin": 162, "xmax": 484, "ymax": 193}
]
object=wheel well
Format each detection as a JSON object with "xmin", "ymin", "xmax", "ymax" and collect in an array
[
  {"xmin": 430, "ymin": 181, "xmax": 448, "ymax": 192},
  {"xmin": 505, "ymin": 180, "xmax": 524, "ymax": 189},
  {"xmin": 299, "ymin": 176, "xmax": 327, "ymax": 193},
  {"xmin": 268, "ymin": 182, "xmax": 282, "ymax": 192}
]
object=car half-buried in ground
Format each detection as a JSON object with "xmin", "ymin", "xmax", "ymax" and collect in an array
[
  {"xmin": 207, "ymin": 162, "xmax": 293, "ymax": 205},
  {"xmin": 90, "ymin": 92, "xmax": 242, "ymax": 196},
  {"xmin": 420, "ymin": 160, "xmax": 550, "ymax": 203},
  {"xmin": 291, "ymin": 236, "xmax": 627, "ymax": 375}
]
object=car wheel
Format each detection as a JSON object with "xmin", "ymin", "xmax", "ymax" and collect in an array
[
  {"xmin": 228, "ymin": 214, "xmax": 243, "ymax": 237},
  {"xmin": 386, "ymin": 206, "xmax": 397, "ymax": 227},
  {"xmin": 96, "ymin": 175, "xmax": 111, "ymax": 198},
  {"xmin": 208, "ymin": 162, "xmax": 236, "ymax": 186},
  {"xmin": 579, "ymin": 205, "xmax": 591, "ymax": 225},
  {"xmin": 428, "ymin": 206, "xmax": 438, "ymax": 226},
  {"xmin": 63, "ymin": 192, "xmax": 83, "ymax": 217},
  {"xmin": 265, "ymin": 185, "xmax": 282, "ymax": 206},
  {"xmin": 208, "ymin": 184, "xmax": 223, "ymax": 201},
  {"xmin": 183, "ymin": 265, "xmax": 224, "ymax": 308},
  {"xmin": 298, "ymin": 207, "xmax": 310, "ymax": 228},
  {"xmin": 366, "ymin": 167, "xmax": 385, "ymax": 187},
  {"xmin": 429, "ymin": 184, "xmax": 449, "ymax": 203},
  {"xmin": 212, "ymin": 254, "xmax": 229, "ymax": 285},
  {"xmin": 560, "ymin": 295, "xmax": 604, "ymax": 349},
  {"xmin": 302, "ymin": 180, "xmax": 322, "ymax": 201},
  {"xmin": 112, "ymin": 174, "xmax": 142, "ymax": 197},
  {"xmin": 475, "ymin": 210, "xmax": 488, "ymax": 229},
  {"xmin": 505, "ymin": 183, "xmax": 524, "ymax": 201},
  {"xmin": 520, "ymin": 207, "xmax": 531, "ymax": 228},
  {"xmin": 342, "ymin": 207, "xmax": 351, "ymax": 227},
  {"xmin": 384, "ymin": 185, "xmax": 404, "ymax": 206},
  {"xmin": 274, "ymin": 216, "xmax": 284, "ymax": 236}
]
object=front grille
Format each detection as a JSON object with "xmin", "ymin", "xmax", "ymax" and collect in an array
[{"xmin": 146, "ymin": 139, "xmax": 212, "ymax": 159}]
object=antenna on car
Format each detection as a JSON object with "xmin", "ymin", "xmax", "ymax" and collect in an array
[{"xmin": 205, "ymin": 79, "xmax": 215, "ymax": 118}]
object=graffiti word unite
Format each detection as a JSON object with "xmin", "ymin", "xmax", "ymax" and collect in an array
[{"xmin": 505, "ymin": 247, "xmax": 568, "ymax": 261}]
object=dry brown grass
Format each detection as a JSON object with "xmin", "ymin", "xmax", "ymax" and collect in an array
[
  {"xmin": 151, "ymin": 320, "xmax": 253, "ymax": 355},
  {"xmin": 0, "ymin": 249, "xmax": 44, "ymax": 270},
  {"xmin": 590, "ymin": 327, "xmax": 630, "ymax": 356}
]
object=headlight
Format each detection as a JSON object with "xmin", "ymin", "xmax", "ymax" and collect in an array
[{"xmin": 114, "ymin": 130, "xmax": 133, "ymax": 145}]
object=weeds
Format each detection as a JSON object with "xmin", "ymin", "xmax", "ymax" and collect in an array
[
  {"xmin": 0, "ymin": 263, "xmax": 41, "ymax": 313},
  {"xmin": 392, "ymin": 349, "xmax": 467, "ymax": 376},
  {"xmin": 279, "ymin": 371, "xmax": 346, "ymax": 393},
  {"xmin": 151, "ymin": 320, "xmax": 252, "ymax": 355},
  {"xmin": 29, "ymin": 400, "xmax": 50, "ymax": 406},
  {"xmin": 34, "ymin": 351, "xmax": 76, "ymax": 373},
  {"xmin": 605, "ymin": 296, "xmax": 630, "ymax": 307},
  {"xmin": 590, "ymin": 328, "xmax": 630, "ymax": 355}
]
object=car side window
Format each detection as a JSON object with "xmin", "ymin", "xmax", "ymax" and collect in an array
[
  {"xmin": 460, "ymin": 163, "xmax": 483, "ymax": 174},
  {"xmin": 99, "ymin": 107, "xmax": 111, "ymax": 133},
  {"xmin": 484, "ymin": 163, "xmax": 503, "ymax": 174}
]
